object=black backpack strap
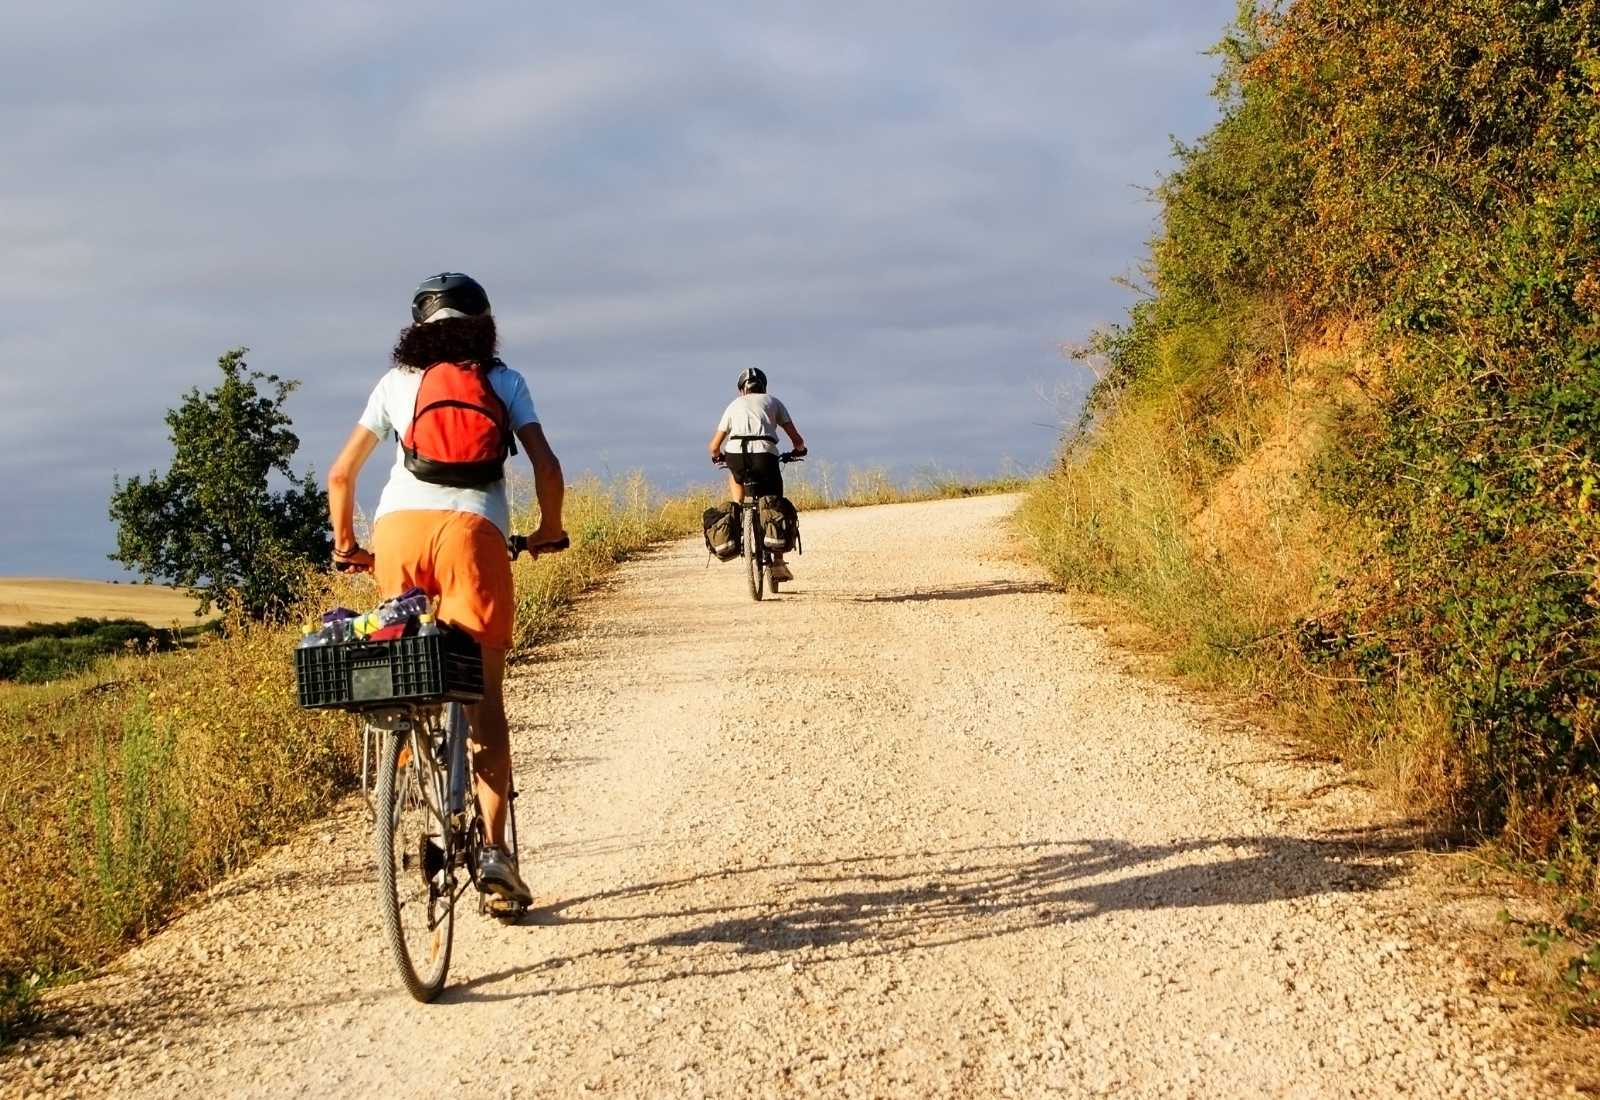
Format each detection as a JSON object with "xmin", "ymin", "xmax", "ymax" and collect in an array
[{"xmin": 414, "ymin": 398, "xmax": 503, "ymax": 418}]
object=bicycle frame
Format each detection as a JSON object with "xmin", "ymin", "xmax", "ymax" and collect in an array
[{"xmin": 361, "ymin": 702, "xmax": 510, "ymax": 912}]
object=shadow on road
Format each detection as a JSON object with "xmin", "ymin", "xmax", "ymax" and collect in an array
[
  {"xmin": 793, "ymin": 580, "xmax": 1056, "ymax": 605},
  {"xmin": 25, "ymin": 826, "xmax": 1430, "ymax": 1043},
  {"xmin": 446, "ymin": 825, "xmax": 1428, "ymax": 1004}
]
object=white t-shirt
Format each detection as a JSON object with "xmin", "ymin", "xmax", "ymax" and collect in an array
[
  {"xmin": 716, "ymin": 394, "xmax": 793, "ymax": 456},
  {"xmin": 358, "ymin": 363, "xmax": 539, "ymax": 535}
]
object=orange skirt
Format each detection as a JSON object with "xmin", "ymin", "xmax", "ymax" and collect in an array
[{"xmin": 372, "ymin": 510, "xmax": 514, "ymax": 649}]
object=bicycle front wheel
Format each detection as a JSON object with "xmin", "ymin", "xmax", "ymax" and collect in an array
[
  {"xmin": 744, "ymin": 507, "xmax": 764, "ymax": 601},
  {"xmin": 375, "ymin": 727, "xmax": 454, "ymax": 1002}
]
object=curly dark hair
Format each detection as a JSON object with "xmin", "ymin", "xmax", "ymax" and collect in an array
[{"xmin": 392, "ymin": 314, "xmax": 498, "ymax": 370}]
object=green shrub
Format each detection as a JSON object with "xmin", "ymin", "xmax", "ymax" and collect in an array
[
  {"xmin": 0, "ymin": 618, "xmax": 194, "ymax": 684},
  {"xmin": 1033, "ymin": 0, "xmax": 1600, "ymax": 887},
  {"xmin": 0, "ymin": 618, "xmax": 153, "ymax": 646},
  {"xmin": 84, "ymin": 705, "xmax": 188, "ymax": 942}
]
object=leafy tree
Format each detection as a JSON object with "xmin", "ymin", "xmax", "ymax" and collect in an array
[{"xmin": 110, "ymin": 348, "xmax": 329, "ymax": 617}]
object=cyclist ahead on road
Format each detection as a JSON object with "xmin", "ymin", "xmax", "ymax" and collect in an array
[
  {"xmin": 325, "ymin": 272, "xmax": 566, "ymax": 908},
  {"xmin": 708, "ymin": 367, "xmax": 807, "ymax": 582}
]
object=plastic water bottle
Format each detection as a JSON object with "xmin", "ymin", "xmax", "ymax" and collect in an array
[
  {"xmin": 380, "ymin": 593, "xmax": 431, "ymax": 627},
  {"xmin": 417, "ymin": 613, "xmax": 439, "ymax": 638},
  {"xmin": 296, "ymin": 624, "xmax": 328, "ymax": 649},
  {"xmin": 320, "ymin": 607, "xmax": 357, "ymax": 645}
]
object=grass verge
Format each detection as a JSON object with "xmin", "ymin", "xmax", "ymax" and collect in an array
[
  {"xmin": 784, "ymin": 462, "xmax": 1029, "ymax": 511},
  {"xmin": 1015, "ymin": 341, "xmax": 1600, "ymax": 1025},
  {"xmin": 0, "ymin": 475, "xmax": 701, "ymax": 1044},
  {"xmin": 1014, "ymin": 342, "xmax": 1477, "ymax": 820}
]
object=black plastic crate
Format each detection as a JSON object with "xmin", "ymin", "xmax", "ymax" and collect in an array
[{"xmin": 295, "ymin": 627, "xmax": 484, "ymax": 710}]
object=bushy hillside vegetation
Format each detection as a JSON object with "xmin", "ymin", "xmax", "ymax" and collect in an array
[
  {"xmin": 0, "ymin": 619, "xmax": 187, "ymax": 684},
  {"xmin": 1023, "ymin": 0, "xmax": 1600, "ymax": 890}
]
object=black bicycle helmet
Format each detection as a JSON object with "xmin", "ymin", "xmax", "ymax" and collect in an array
[
  {"xmin": 411, "ymin": 272, "xmax": 491, "ymax": 324},
  {"xmin": 737, "ymin": 367, "xmax": 768, "ymax": 394}
]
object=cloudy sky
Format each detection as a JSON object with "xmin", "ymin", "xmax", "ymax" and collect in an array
[{"xmin": 3, "ymin": 1, "xmax": 1232, "ymax": 578}]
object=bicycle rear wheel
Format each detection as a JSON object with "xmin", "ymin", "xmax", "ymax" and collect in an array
[
  {"xmin": 375, "ymin": 727, "xmax": 454, "ymax": 1002},
  {"xmin": 744, "ymin": 507, "xmax": 764, "ymax": 601}
]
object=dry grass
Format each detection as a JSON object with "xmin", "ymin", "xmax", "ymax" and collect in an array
[
  {"xmin": 1015, "ymin": 335, "xmax": 1464, "ymax": 822},
  {"xmin": 0, "ymin": 475, "xmax": 705, "ymax": 1040},
  {"xmin": 0, "ymin": 612, "xmax": 355, "ymax": 1037},
  {"xmin": 0, "ymin": 579, "xmax": 211, "ymax": 629},
  {"xmin": 783, "ymin": 462, "xmax": 1028, "ymax": 511}
]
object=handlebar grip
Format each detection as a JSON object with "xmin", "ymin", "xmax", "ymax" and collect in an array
[{"xmin": 508, "ymin": 534, "xmax": 571, "ymax": 559}]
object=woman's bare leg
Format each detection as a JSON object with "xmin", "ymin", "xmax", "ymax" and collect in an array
[{"xmin": 466, "ymin": 646, "xmax": 511, "ymax": 848}]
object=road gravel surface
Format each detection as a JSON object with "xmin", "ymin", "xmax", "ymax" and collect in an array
[{"xmin": 7, "ymin": 495, "xmax": 1585, "ymax": 1097}]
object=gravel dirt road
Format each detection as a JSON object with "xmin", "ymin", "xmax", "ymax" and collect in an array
[{"xmin": 8, "ymin": 495, "xmax": 1588, "ymax": 1097}]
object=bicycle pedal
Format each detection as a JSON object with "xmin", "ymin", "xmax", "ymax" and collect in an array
[{"xmin": 485, "ymin": 896, "xmax": 526, "ymax": 921}]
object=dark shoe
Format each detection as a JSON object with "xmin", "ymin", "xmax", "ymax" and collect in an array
[
  {"xmin": 478, "ymin": 845, "xmax": 532, "ymax": 907},
  {"xmin": 769, "ymin": 562, "xmax": 794, "ymax": 583}
]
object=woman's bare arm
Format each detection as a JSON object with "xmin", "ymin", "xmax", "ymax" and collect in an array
[
  {"xmin": 515, "ymin": 422, "xmax": 566, "ymax": 545},
  {"xmin": 328, "ymin": 425, "xmax": 380, "ymax": 566}
]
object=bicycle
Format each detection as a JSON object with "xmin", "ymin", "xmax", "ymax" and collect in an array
[
  {"xmin": 716, "ymin": 440, "xmax": 803, "ymax": 601},
  {"xmin": 309, "ymin": 532, "xmax": 567, "ymax": 1001}
]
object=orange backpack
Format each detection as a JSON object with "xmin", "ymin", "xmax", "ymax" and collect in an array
[{"xmin": 401, "ymin": 360, "xmax": 516, "ymax": 488}]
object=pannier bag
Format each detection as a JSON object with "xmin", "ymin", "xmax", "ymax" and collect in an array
[
  {"xmin": 402, "ymin": 360, "xmax": 516, "ymax": 488},
  {"xmin": 703, "ymin": 502, "xmax": 741, "ymax": 561},
  {"xmin": 759, "ymin": 496, "xmax": 800, "ymax": 553}
]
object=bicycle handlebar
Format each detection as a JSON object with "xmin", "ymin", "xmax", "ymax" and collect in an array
[
  {"xmin": 508, "ymin": 534, "xmax": 571, "ymax": 560},
  {"xmin": 334, "ymin": 533, "xmax": 570, "ymax": 573},
  {"xmin": 714, "ymin": 450, "xmax": 806, "ymax": 467}
]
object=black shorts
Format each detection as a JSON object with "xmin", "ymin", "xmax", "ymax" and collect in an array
[{"xmin": 723, "ymin": 451, "xmax": 784, "ymax": 497}]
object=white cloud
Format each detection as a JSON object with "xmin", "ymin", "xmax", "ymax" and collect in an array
[
  {"xmin": 0, "ymin": 0, "xmax": 1235, "ymax": 576},
  {"xmin": 410, "ymin": 56, "xmax": 667, "ymax": 146}
]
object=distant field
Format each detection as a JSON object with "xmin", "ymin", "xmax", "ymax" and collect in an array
[{"xmin": 0, "ymin": 578, "xmax": 208, "ymax": 627}]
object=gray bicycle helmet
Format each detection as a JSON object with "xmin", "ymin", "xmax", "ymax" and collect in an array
[
  {"xmin": 411, "ymin": 272, "xmax": 491, "ymax": 324},
  {"xmin": 737, "ymin": 367, "xmax": 768, "ymax": 394}
]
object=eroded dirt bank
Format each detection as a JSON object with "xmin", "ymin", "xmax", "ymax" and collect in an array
[{"xmin": 7, "ymin": 496, "xmax": 1584, "ymax": 1098}]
